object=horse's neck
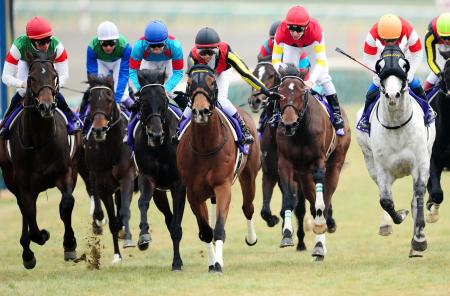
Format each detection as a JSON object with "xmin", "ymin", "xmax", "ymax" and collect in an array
[
  {"xmin": 21, "ymin": 108, "xmax": 55, "ymax": 145},
  {"xmin": 379, "ymin": 92, "xmax": 412, "ymax": 125},
  {"xmin": 191, "ymin": 111, "xmax": 225, "ymax": 149}
]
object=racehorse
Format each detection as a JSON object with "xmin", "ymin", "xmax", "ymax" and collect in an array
[
  {"xmin": 356, "ymin": 46, "xmax": 436, "ymax": 257},
  {"xmin": 177, "ymin": 65, "xmax": 260, "ymax": 272},
  {"xmin": 83, "ymin": 75, "xmax": 136, "ymax": 263},
  {"xmin": 276, "ymin": 64, "xmax": 350, "ymax": 260},
  {"xmin": 0, "ymin": 51, "xmax": 80, "ymax": 269},
  {"xmin": 426, "ymin": 59, "xmax": 450, "ymax": 223},
  {"xmin": 133, "ymin": 69, "xmax": 186, "ymax": 271}
]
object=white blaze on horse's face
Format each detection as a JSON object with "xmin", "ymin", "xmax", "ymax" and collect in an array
[
  {"xmin": 382, "ymin": 76, "xmax": 404, "ymax": 107},
  {"xmin": 258, "ymin": 66, "xmax": 265, "ymax": 80},
  {"xmin": 288, "ymin": 83, "xmax": 295, "ymax": 91}
]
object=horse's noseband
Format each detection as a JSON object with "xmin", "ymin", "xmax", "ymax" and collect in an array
[
  {"xmin": 138, "ymin": 83, "xmax": 169, "ymax": 128},
  {"xmin": 25, "ymin": 59, "xmax": 59, "ymax": 110}
]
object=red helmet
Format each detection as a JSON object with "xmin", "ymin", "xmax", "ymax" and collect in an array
[
  {"xmin": 26, "ymin": 17, "xmax": 53, "ymax": 40},
  {"xmin": 285, "ymin": 6, "xmax": 310, "ymax": 26}
]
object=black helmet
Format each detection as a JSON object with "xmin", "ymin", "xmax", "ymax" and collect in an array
[
  {"xmin": 195, "ymin": 27, "xmax": 220, "ymax": 48},
  {"xmin": 269, "ymin": 20, "xmax": 281, "ymax": 37}
]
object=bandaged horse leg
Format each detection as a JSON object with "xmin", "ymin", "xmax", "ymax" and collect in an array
[
  {"xmin": 312, "ymin": 233, "xmax": 327, "ymax": 261},
  {"xmin": 279, "ymin": 165, "xmax": 297, "ymax": 247},
  {"xmin": 379, "ymin": 210, "xmax": 393, "ymax": 236},
  {"xmin": 313, "ymin": 167, "xmax": 327, "ymax": 234},
  {"xmin": 410, "ymin": 178, "xmax": 427, "ymax": 257}
]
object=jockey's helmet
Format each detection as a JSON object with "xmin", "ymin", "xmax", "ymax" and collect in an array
[
  {"xmin": 97, "ymin": 21, "xmax": 119, "ymax": 41},
  {"xmin": 26, "ymin": 16, "xmax": 53, "ymax": 40},
  {"xmin": 437, "ymin": 13, "xmax": 450, "ymax": 38},
  {"xmin": 144, "ymin": 20, "xmax": 168, "ymax": 45},
  {"xmin": 285, "ymin": 6, "xmax": 310, "ymax": 26},
  {"xmin": 378, "ymin": 14, "xmax": 402, "ymax": 40},
  {"xmin": 195, "ymin": 27, "xmax": 220, "ymax": 49},
  {"xmin": 269, "ymin": 20, "xmax": 281, "ymax": 37}
]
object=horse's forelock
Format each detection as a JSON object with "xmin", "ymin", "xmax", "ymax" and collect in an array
[
  {"xmin": 138, "ymin": 69, "xmax": 165, "ymax": 85},
  {"xmin": 280, "ymin": 63, "xmax": 301, "ymax": 79}
]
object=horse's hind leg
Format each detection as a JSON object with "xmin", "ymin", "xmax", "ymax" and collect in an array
[
  {"xmin": 137, "ymin": 175, "xmax": 154, "ymax": 250},
  {"xmin": 426, "ymin": 159, "xmax": 444, "ymax": 223},
  {"xmin": 239, "ymin": 170, "xmax": 258, "ymax": 246},
  {"xmin": 260, "ymin": 172, "xmax": 280, "ymax": 227},
  {"xmin": 379, "ymin": 210, "xmax": 393, "ymax": 236},
  {"xmin": 378, "ymin": 174, "xmax": 409, "ymax": 224},
  {"xmin": 410, "ymin": 177, "xmax": 427, "ymax": 257},
  {"xmin": 168, "ymin": 180, "xmax": 186, "ymax": 271}
]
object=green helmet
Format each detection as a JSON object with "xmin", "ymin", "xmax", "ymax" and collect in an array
[{"xmin": 437, "ymin": 13, "xmax": 450, "ymax": 37}]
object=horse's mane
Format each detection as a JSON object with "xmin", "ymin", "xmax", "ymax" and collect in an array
[
  {"xmin": 280, "ymin": 63, "xmax": 301, "ymax": 79},
  {"xmin": 138, "ymin": 69, "xmax": 166, "ymax": 85},
  {"xmin": 88, "ymin": 75, "xmax": 114, "ymax": 89},
  {"xmin": 258, "ymin": 55, "xmax": 272, "ymax": 63}
]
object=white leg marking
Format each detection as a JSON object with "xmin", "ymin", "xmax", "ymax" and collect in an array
[
  {"xmin": 215, "ymin": 240, "xmax": 224, "ymax": 267},
  {"xmin": 314, "ymin": 183, "xmax": 326, "ymax": 225},
  {"xmin": 314, "ymin": 234, "xmax": 327, "ymax": 256},
  {"xmin": 90, "ymin": 195, "xmax": 95, "ymax": 216},
  {"xmin": 206, "ymin": 242, "xmax": 215, "ymax": 267},
  {"xmin": 210, "ymin": 202, "xmax": 216, "ymax": 227},
  {"xmin": 283, "ymin": 210, "xmax": 293, "ymax": 233},
  {"xmin": 246, "ymin": 219, "xmax": 257, "ymax": 244}
]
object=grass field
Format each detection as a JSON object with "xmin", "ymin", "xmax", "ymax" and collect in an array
[{"xmin": 0, "ymin": 104, "xmax": 449, "ymax": 295}]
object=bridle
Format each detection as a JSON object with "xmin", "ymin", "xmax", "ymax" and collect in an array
[
  {"xmin": 188, "ymin": 69, "xmax": 218, "ymax": 115},
  {"xmin": 279, "ymin": 75, "xmax": 310, "ymax": 135},
  {"xmin": 138, "ymin": 83, "xmax": 169, "ymax": 128},
  {"xmin": 24, "ymin": 59, "xmax": 59, "ymax": 110},
  {"xmin": 89, "ymin": 85, "xmax": 121, "ymax": 133}
]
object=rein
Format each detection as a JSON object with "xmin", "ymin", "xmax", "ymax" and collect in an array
[
  {"xmin": 189, "ymin": 116, "xmax": 228, "ymax": 158},
  {"xmin": 89, "ymin": 85, "xmax": 122, "ymax": 132},
  {"xmin": 139, "ymin": 83, "xmax": 169, "ymax": 128},
  {"xmin": 375, "ymin": 99, "xmax": 414, "ymax": 130}
]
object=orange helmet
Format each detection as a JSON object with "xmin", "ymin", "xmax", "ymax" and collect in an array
[
  {"xmin": 285, "ymin": 6, "xmax": 310, "ymax": 26},
  {"xmin": 378, "ymin": 14, "xmax": 402, "ymax": 40},
  {"xmin": 26, "ymin": 17, "xmax": 53, "ymax": 40}
]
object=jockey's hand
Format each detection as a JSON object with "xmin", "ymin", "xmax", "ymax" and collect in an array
[
  {"xmin": 304, "ymin": 80, "xmax": 314, "ymax": 89},
  {"xmin": 269, "ymin": 91, "xmax": 284, "ymax": 100},
  {"xmin": 129, "ymin": 97, "xmax": 140, "ymax": 112},
  {"xmin": 21, "ymin": 81, "xmax": 27, "ymax": 88},
  {"xmin": 173, "ymin": 91, "xmax": 190, "ymax": 109}
]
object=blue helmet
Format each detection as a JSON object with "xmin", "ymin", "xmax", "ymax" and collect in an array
[{"xmin": 144, "ymin": 20, "xmax": 168, "ymax": 44}]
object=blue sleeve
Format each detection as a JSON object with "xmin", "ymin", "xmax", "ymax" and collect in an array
[
  {"xmin": 86, "ymin": 46, "xmax": 98, "ymax": 76},
  {"xmin": 298, "ymin": 56, "xmax": 310, "ymax": 70},
  {"xmin": 115, "ymin": 44, "xmax": 132, "ymax": 103},
  {"xmin": 164, "ymin": 39, "xmax": 184, "ymax": 93},
  {"xmin": 129, "ymin": 40, "xmax": 145, "ymax": 91}
]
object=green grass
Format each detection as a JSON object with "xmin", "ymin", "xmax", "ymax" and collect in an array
[{"xmin": 1, "ymin": 104, "xmax": 450, "ymax": 295}]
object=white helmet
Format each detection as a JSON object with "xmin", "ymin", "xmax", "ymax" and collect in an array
[{"xmin": 97, "ymin": 21, "xmax": 119, "ymax": 41}]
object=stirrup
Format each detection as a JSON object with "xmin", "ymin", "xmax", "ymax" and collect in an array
[{"xmin": 241, "ymin": 131, "xmax": 254, "ymax": 145}]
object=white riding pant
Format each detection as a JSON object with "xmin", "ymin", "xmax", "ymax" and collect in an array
[
  {"xmin": 426, "ymin": 53, "xmax": 446, "ymax": 85},
  {"xmin": 182, "ymin": 68, "xmax": 237, "ymax": 118},
  {"xmin": 96, "ymin": 59, "xmax": 130, "ymax": 102}
]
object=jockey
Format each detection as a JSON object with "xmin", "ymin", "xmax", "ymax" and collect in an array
[
  {"xmin": 423, "ymin": 12, "xmax": 450, "ymax": 92},
  {"xmin": 128, "ymin": 20, "xmax": 186, "ymax": 119},
  {"xmin": 1, "ymin": 16, "xmax": 81, "ymax": 137},
  {"xmin": 272, "ymin": 5, "xmax": 345, "ymax": 136},
  {"xmin": 360, "ymin": 14, "xmax": 428, "ymax": 130},
  {"xmin": 258, "ymin": 20, "xmax": 311, "ymax": 77},
  {"xmin": 180, "ymin": 27, "xmax": 276, "ymax": 145},
  {"xmin": 80, "ymin": 21, "xmax": 133, "ymax": 137}
]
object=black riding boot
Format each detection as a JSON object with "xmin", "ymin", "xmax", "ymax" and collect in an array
[
  {"xmin": 411, "ymin": 85, "xmax": 436, "ymax": 124},
  {"xmin": 325, "ymin": 94, "xmax": 344, "ymax": 135},
  {"xmin": 359, "ymin": 89, "xmax": 380, "ymax": 130},
  {"xmin": 232, "ymin": 112, "xmax": 254, "ymax": 145},
  {"xmin": 257, "ymin": 107, "xmax": 267, "ymax": 134},
  {"xmin": 0, "ymin": 92, "xmax": 23, "ymax": 138}
]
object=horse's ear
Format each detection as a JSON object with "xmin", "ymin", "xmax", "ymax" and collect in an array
[
  {"xmin": 159, "ymin": 68, "xmax": 167, "ymax": 84},
  {"xmin": 399, "ymin": 58, "xmax": 410, "ymax": 74},
  {"xmin": 375, "ymin": 59, "xmax": 385, "ymax": 74},
  {"xmin": 186, "ymin": 77, "xmax": 192, "ymax": 94},
  {"xmin": 87, "ymin": 74, "xmax": 96, "ymax": 84},
  {"xmin": 25, "ymin": 51, "xmax": 35, "ymax": 65},
  {"xmin": 206, "ymin": 74, "xmax": 215, "ymax": 90},
  {"xmin": 278, "ymin": 65, "xmax": 286, "ymax": 77},
  {"xmin": 48, "ymin": 52, "xmax": 57, "ymax": 63},
  {"xmin": 137, "ymin": 70, "xmax": 146, "ymax": 85},
  {"xmin": 106, "ymin": 75, "xmax": 114, "ymax": 89}
]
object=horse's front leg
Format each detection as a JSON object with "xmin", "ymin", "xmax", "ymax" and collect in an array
[
  {"xmin": 56, "ymin": 168, "xmax": 77, "ymax": 261},
  {"xmin": 377, "ymin": 173, "xmax": 409, "ymax": 224},
  {"xmin": 119, "ymin": 170, "xmax": 135, "ymax": 248},
  {"xmin": 312, "ymin": 166, "xmax": 327, "ymax": 234},
  {"xmin": 239, "ymin": 167, "xmax": 258, "ymax": 246},
  {"xmin": 89, "ymin": 172, "xmax": 106, "ymax": 234},
  {"xmin": 16, "ymin": 198, "xmax": 35, "ymax": 269},
  {"xmin": 137, "ymin": 175, "xmax": 155, "ymax": 251},
  {"xmin": 22, "ymin": 191, "xmax": 49, "ymax": 246},
  {"xmin": 100, "ymin": 190, "xmax": 122, "ymax": 263},
  {"xmin": 278, "ymin": 158, "xmax": 298, "ymax": 248},
  {"xmin": 410, "ymin": 173, "xmax": 428, "ymax": 257},
  {"xmin": 294, "ymin": 189, "xmax": 307, "ymax": 251},
  {"xmin": 212, "ymin": 182, "xmax": 232, "ymax": 273},
  {"xmin": 426, "ymin": 158, "xmax": 443, "ymax": 223},
  {"xmin": 168, "ymin": 179, "xmax": 186, "ymax": 271}
]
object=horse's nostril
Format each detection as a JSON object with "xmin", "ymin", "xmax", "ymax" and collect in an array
[
  {"xmin": 385, "ymin": 93, "xmax": 389, "ymax": 98},
  {"xmin": 395, "ymin": 92, "xmax": 400, "ymax": 98}
]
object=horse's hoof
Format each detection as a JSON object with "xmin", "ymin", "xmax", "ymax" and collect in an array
[
  {"xmin": 313, "ymin": 223, "xmax": 327, "ymax": 235},
  {"xmin": 411, "ymin": 238, "xmax": 427, "ymax": 252},
  {"xmin": 95, "ymin": 218, "xmax": 107, "ymax": 227},
  {"xmin": 378, "ymin": 225, "xmax": 393, "ymax": 236},
  {"xmin": 409, "ymin": 249, "xmax": 423, "ymax": 258},
  {"xmin": 208, "ymin": 265, "xmax": 215, "ymax": 273},
  {"xmin": 297, "ymin": 242, "xmax": 307, "ymax": 252},
  {"xmin": 92, "ymin": 222, "xmax": 103, "ymax": 235},
  {"xmin": 393, "ymin": 209, "xmax": 409, "ymax": 224},
  {"xmin": 64, "ymin": 250, "xmax": 77, "ymax": 261},
  {"xmin": 312, "ymin": 242, "xmax": 326, "ymax": 259},
  {"xmin": 313, "ymin": 255, "xmax": 324, "ymax": 262},
  {"xmin": 23, "ymin": 256, "xmax": 36, "ymax": 269},
  {"xmin": 267, "ymin": 215, "xmax": 280, "ymax": 227},
  {"xmin": 214, "ymin": 262, "xmax": 223, "ymax": 273},
  {"xmin": 426, "ymin": 212, "xmax": 439, "ymax": 223},
  {"xmin": 172, "ymin": 261, "xmax": 183, "ymax": 271},
  {"xmin": 117, "ymin": 229, "xmax": 125, "ymax": 240},
  {"xmin": 280, "ymin": 230, "xmax": 294, "ymax": 248},
  {"xmin": 326, "ymin": 219, "xmax": 337, "ymax": 233},
  {"xmin": 123, "ymin": 239, "xmax": 136, "ymax": 248},
  {"xmin": 245, "ymin": 237, "xmax": 258, "ymax": 246},
  {"xmin": 112, "ymin": 253, "xmax": 122, "ymax": 264},
  {"xmin": 138, "ymin": 234, "xmax": 151, "ymax": 251},
  {"xmin": 32, "ymin": 229, "xmax": 50, "ymax": 245}
]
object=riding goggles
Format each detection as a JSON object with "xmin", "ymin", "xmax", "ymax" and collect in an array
[
  {"xmin": 100, "ymin": 39, "xmax": 118, "ymax": 47},
  {"xmin": 33, "ymin": 37, "xmax": 52, "ymax": 46},
  {"xmin": 147, "ymin": 42, "xmax": 166, "ymax": 49},
  {"xmin": 198, "ymin": 48, "xmax": 219, "ymax": 57},
  {"xmin": 287, "ymin": 25, "xmax": 307, "ymax": 33},
  {"xmin": 440, "ymin": 35, "xmax": 450, "ymax": 41}
]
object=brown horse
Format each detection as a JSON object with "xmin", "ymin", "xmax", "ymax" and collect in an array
[
  {"xmin": 0, "ymin": 51, "xmax": 80, "ymax": 269},
  {"xmin": 276, "ymin": 64, "xmax": 350, "ymax": 260},
  {"xmin": 177, "ymin": 65, "xmax": 261, "ymax": 273}
]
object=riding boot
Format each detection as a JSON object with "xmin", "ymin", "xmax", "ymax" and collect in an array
[
  {"xmin": 232, "ymin": 112, "xmax": 254, "ymax": 145},
  {"xmin": 325, "ymin": 94, "xmax": 345, "ymax": 136},
  {"xmin": 267, "ymin": 101, "xmax": 280, "ymax": 127},
  {"xmin": 56, "ymin": 93, "xmax": 82, "ymax": 134},
  {"xmin": 173, "ymin": 114, "xmax": 190, "ymax": 143},
  {"xmin": 359, "ymin": 89, "xmax": 380, "ymax": 130},
  {"xmin": 412, "ymin": 85, "xmax": 436, "ymax": 125},
  {"xmin": 0, "ymin": 92, "xmax": 23, "ymax": 138}
]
